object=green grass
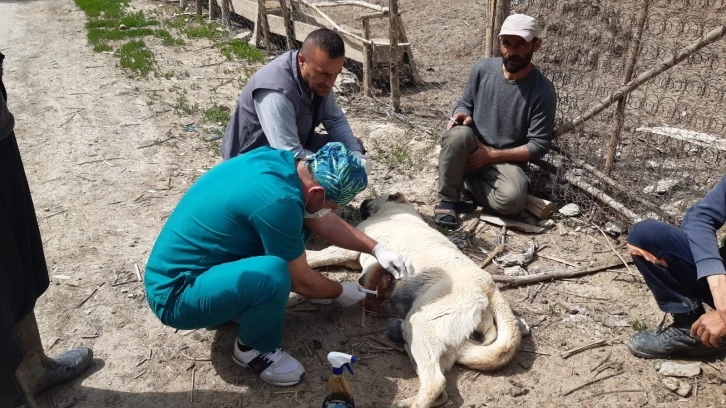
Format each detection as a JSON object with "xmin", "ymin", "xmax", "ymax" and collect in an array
[
  {"xmin": 217, "ymin": 39, "xmax": 263, "ymax": 62},
  {"xmin": 630, "ymin": 320, "xmax": 648, "ymax": 332},
  {"xmin": 202, "ymin": 104, "xmax": 230, "ymax": 125},
  {"xmin": 93, "ymin": 43, "xmax": 113, "ymax": 52},
  {"xmin": 118, "ymin": 40, "xmax": 154, "ymax": 76},
  {"xmin": 88, "ymin": 27, "xmax": 157, "ymax": 45},
  {"xmin": 184, "ymin": 24, "xmax": 222, "ymax": 40},
  {"xmin": 86, "ymin": 11, "xmax": 158, "ymax": 29},
  {"xmin": 173, "ymin": 94, "xmax": 200, "ymax": 116},
  {"xmin": 74, "ymin": 0, "xmax": 127, "ymax": 18},
  {"xmin": 154, "ymin": 29, "xmax": 185, "ymax": 46}
]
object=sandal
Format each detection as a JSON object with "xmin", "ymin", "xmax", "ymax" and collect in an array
[{"xmin": 434, "ymin": 201, "xmax": 476, "ymax": 228}]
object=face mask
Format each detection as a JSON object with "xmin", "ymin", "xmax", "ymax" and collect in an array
[{"xmin": 304, "ymin": 189, "xmax": 332, "ymax": 219}]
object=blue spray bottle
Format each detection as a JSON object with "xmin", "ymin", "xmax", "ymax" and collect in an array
[{"xmin": 322, "ymin": 352, "xmax": 358, "ymax": 408}]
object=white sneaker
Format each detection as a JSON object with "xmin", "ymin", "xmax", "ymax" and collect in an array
[{"xmin": 232, "ymin": 340, "xmax": 305, "ymax": 386}]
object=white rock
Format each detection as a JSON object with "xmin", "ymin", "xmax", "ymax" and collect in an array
[
  {"xmin": 659, "ymin": 361, "xmax": 701, "ymax": 378},
  {"xmin": 603, "ymin": 221, "xmax": 623, "ymax": 236},
  {"xmin": 119, "ymin": 24, "xmax": 128, "ymax": 31},
  {"xmin": 662, "ymin": 377, "xmax": 679, "ymax": 392},
  {"xmin": 334, "ymin": 68, "xmax": 359, "ymax": 95},
  {"xmin": 235, "ymin": 31, "xmax": 252, "ymax": 41},
  {"xmin": 643, "ymin": 179, "xmax": 681, "ymax": 195},
  {"xmin": 503, "ymin": 266, "xmax": 528, "ymax": 276},
  {"xmin": 676, "ymin": 381, "xmax": 692, "ymax": 397},
  {"xmin": 537, "ymin": 219, "xmax": 555, "ymax": 229},
  {"xmin": 495, "ymin": 241, "xmax": 537, "ymax": 267},
  {"xmin": 558, "ymin": 203, "xmax": 580, "ymax": 217}
]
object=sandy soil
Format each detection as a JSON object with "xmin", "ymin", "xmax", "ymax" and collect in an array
[{"xmin": 2, "ymin": 0, "xmax": 726, "ymax": 407}]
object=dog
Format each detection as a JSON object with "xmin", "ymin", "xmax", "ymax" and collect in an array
[{"xmin": 306, "ymin": 193, "xmax": 521, "ymax": 408}]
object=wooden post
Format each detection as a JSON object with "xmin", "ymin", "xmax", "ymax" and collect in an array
[
  {"xmin": 196, "ymin": 0, "xmax": 202, "ymax": 16},
  {"xmin": 604, "ymin": 0, "xmax": 649, "ymax": 175},
  {"xmin": 492, "ymin": 0, "xmax": 510, "ymax": 57},
  {"xmin": 180, "ymin": 0, "xmax": 188, "ymax": 9},
  {"xmin": 11, "ymin": 373, "xmax": 38, "ymax": 408},
  {"xmin": 389, "ymin": 0, "xmax": 401, "ymax": 112},
  {"xmin": 485, "ymin": 0, "xmax": 495, "ymax": 58},
  {"xmin": 208, "ymin": 0, "xmax": 217, "ymax": 21},
  {"xmin": 280, "ymin": 0, "xmax": 296, "ymax": 50},
  {"xmin": 362, "ymin": 17, "xmax": 372, "ymax": 97},
  {"xmin": 257, "ymin": 0, "xmax": 273, "ymax": 50},
  {"xmin": 221, "ymin": 0, "xmax": 231, "ymax": 28}
]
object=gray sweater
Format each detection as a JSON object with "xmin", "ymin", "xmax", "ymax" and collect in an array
[{"xmin": 453, "ymin": 57, "xmax": 556, "ymax": 159}]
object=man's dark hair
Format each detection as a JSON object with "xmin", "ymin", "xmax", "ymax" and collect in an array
[{"xmin": 301, "ymin": 28, "xmax": 345, "ymax": 59}]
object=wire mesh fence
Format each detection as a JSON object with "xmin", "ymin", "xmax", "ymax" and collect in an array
[{"xmin": 209, "ymin": 0, "xmax": 726, "ymax": 227}]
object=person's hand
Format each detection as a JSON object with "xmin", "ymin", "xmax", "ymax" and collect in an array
[
  {"xmin": 372, "ymin": 244, "xmax": 414, "ymax": 279},
  {"xmin": 447, "ymin": 113, "xmax": 473, "ymax": 130},
  {"xmin": 466, "ymin": 140, "xmax": 494, "ymax": 173},
  {"xmin": 353, "ymin": 151, "xmax": 372, "ymax": 175},
  {"xmin": 336, "ymin": 282, "xmax": 366, "ymax": 307},
  {"xmin": 690, "ymin": 310, "xmax": 726, "ymax": 347}
]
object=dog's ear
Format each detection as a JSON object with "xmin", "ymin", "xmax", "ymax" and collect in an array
[{"xmin": 387, "ymin": 192, "xmax": 406, "ymax": 203}]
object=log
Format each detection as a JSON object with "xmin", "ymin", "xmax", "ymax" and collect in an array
[
  {"xmin": 562, "ymin": 174, "xmax": 641, "ymax": 223},
  {"xmin": 280, "ymin": 0, "xmax": 296, "ymax": 50},
  {"xmin": 389, "ymin": 0, "xmax": 401, "ymax": 112},
  {"xmin": 257, "ymin": 0, "xmax": 273, "ymax": 50},
  {"xmin": 299, "ymin": 0, "xmax": 373, "ymax": 45},
  {"xmin": 604, "ymin": 0, "xmax": 649, "ymax": 175},
  {"xmin": 492, "ymin": 257, "xmax": 633, "ymax": 286},
  {"xmin": 480, "ymin": 215, "xmax": 545, "ymax": 234},
  {"xmin": 362, "ymin": 18, "xmax": 372, "ymax": 97},
  {"xmin": 208, "ymin": 0, "xmax": 217, "ymax": 20},
  {"xmin": 484, "ymin": 0, "xmax": 495, "ymax": 58},
  {"xmin": 312, "ymin": 0, "xmax": 388, "ymax": 12},
  {"xmin": 525, "ymin": 195, "xmax": 555, "ymax": 220},
  {"xmin": 359, "ymin": 11, "xmax": 389, "ymax": 20},
  {"xmin": 555, "ymin": 25, "xmax": 726, "ymax": 137}
]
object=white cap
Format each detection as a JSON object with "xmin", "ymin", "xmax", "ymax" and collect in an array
[{"xmin": 498, "ymin": 14, "xmax": 540, "ymax": 42}]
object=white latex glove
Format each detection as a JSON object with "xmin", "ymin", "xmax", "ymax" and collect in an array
[
  {"xmin": 336, "ymin": 282, "xmax": 366, "ymax": 307},
  {"xmin": 353, "ymin": 151, "xmax": 372, "ymax": 176},
  {"xmin": 372, "ymin": 244, "xmax": 414, "ymax": 279}
]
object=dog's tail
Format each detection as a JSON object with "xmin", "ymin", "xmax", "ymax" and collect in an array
[{"xmin": 455, "ymin": 288, "xmax": 522, "ymax": 371}]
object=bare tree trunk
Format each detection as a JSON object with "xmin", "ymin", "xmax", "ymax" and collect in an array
[
  {"xmin": 484, "ymin": 0, "xmax": 495, "ymax": 58},
  {"xmin": 491, "ymin": 0, "xmax": 509, "ymax": 57},
  {"xmin": 604, "ymin": 0, "xmax": 649, "ymax": 175},
  {"xmin": 389, "ymin": 0, "xmax": 401, "ymax": 112}
]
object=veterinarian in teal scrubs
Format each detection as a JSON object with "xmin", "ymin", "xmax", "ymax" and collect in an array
[{"xmin": 144, "ymin": 142, "xmax": 413, "ymax": 387}]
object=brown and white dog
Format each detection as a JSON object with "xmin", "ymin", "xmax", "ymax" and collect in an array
[{"xmin": 306, "ymin": 193, "xmax": 521, "ymax": 408}]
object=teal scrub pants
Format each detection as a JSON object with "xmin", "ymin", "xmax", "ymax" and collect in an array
[{"xmin": 157, "ymin": 256, "xmax": 290, "ymax": 353}]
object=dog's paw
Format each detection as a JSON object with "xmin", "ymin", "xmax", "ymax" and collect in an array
[{"xmin": 433, "ymin": 391, "xmax": 449, "ymax": 407}]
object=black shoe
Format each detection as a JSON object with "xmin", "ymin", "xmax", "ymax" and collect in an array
[{"xmin": 627, "ymin": 314, "xmax": 715, "ymax": 359}]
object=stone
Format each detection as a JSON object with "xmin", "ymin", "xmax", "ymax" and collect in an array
[
  {"xmin": 538, "ymin": 219, "xmax": 555, "ymax": 229},
  {"xmin": 659, "ymin": 361, "xmax": 701, "ymax": 378},
  {"xmin": 503, "ymin": 266, "xmax": 527, "ymax": 277},
  {"xmin": 662, "ymin": 377, "xmax": 678, "ymax": 392},
  {"xmin": 118, "ymin": 24, "xmax": 128, "ymax": 31},
  {"xmin": 604, "ymin": 221, "xmax": 623, "ymax": 236},
  {"xmin": 495, "ymin": 241, "xmax": 537, "ymax": 267},
  {"xmin": 676, "ymin": 381, "xmax": 692, "ymax": 397},
  {"xmin": 643, "ymin": 179, "xmax": 681, "ymax": 195},
  {"xmin": 558, "ymin": 203, "xmax": 580, "ymax": 217},
  {"xmin": 312, "ymin": 339, "xmax": 323, "ymax": 350},
  {"xmin": 234, "ymin": 31, "xmax": 252, "ymax": 41},
  {"xmin": 333, "ymin": 68, "xmax": 359, "ymax": 95}
]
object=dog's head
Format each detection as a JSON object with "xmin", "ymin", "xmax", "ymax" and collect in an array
[{"xmin": 359, "ymin": 192, "xmax": 410, "ymax": 220}]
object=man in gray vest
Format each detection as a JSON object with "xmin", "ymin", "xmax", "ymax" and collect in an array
[
  {"xmin": 221, "ymin": 28, "xmax": 371, "ymax": 173},
  {"xmin": 434, "ymin": 14, "xmax": 556, "ymax": 229}
]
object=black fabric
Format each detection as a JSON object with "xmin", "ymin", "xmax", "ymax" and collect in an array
[
  {"xmin": 246, "ymin": 354, "xmax": 274, "ymax": 375},
  {"xmin": 0, "ymin": 131, "xmax": 51, "ymax": 375}
]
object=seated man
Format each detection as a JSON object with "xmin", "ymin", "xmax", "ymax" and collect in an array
[
  {"xmin": 627, "ymin": 174, "xmax": 726, "ymax": 358},
  {"xmin": 221, "ymin": 28, "xmax": 370, "ymax": 173},
  {"xmin": 434, "ymin": 14, "xmax": 556, "ymax": 228},
  {"xmin": 144, "ymin": 143, "xmax": 412, "ymax": 387}
]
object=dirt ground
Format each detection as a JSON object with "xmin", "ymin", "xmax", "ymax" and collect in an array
[{"xmin": 3, "ymin": 0, "xmax": 726, "ymax": 407}]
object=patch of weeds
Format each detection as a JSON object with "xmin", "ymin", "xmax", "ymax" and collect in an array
[
  {"xmin": 173, "ymin": 94, "xmax": 200, "ymax": 116},
  {"xmin": 155, "ymin": 29, "xmax": 185, "ymax": 46},
  {"xmin": 202, "ymin": 104, "xmax": 230, "ymax": 125},
  {"xmin": 118, "ymin": 40, "xmax": 154, "ymax": 76},
  {"xmin": 86, "ymin": 11, "xmax": 158, "ymax": 29},
  {"xmin": 74, "ymin": 0, "xmax": 127, "ymax": 18},
  {"xmin": 630, "ymin": 320, "xmax": 648, "ymax": 332},
  {"xmin": 217, "ymin": 39, "xmax": 263, "ymax": 62},
  {"xmin": 166, "ymin": 15, "xmax": 186, "ymax": 29},
  {"xmin": 93, "ymin": 43, "xmax": 113, "ymax": 52},
  {"xmin": 88, "ymin": 27, "xmax": 157, "ymax": 45},
  {"xmin": 548, "ymin": 304, "xmax": 557, "ymax": 316},
  {"xmin": 365, "ymin": 186, "xmax": 378, "ymax": 200},
  {"xmin": 184, "ymin": 24, "xmax": 222, "ymax": 40}
]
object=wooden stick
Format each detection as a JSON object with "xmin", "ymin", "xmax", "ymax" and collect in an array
[
  {"xmin": 604, "ymin": 0, "xmax": 649, "ymax": 175},
  {"xmin": 388, "ymin": 0, "xmax": 401, "ymax": 112},
  {"xmin": 134, "ymin": 370, "xmax": 147, "ymax": 379},
  {"xmin": 299, "ymin": 0, "xmax": 373, "ymax": 45},
  {"xmin": 562, "ymin": 370, "xmax": 624, "ymax": 396},
  {"xmin": 595, "ymin": 226, "xmax": 634, "ymax": 275},
  {"xmin": 371, "ymin": 337, "xmax": 405, "ymax": 353},
  {"xmin": 479, "ymin": 244, "xmax": 504, "ymax": 268},
  {"xmin": 134, "ymin": 263, "xmax": 142, "ymax": 282},
  {"xmin": 257, "ymin": 0, "xmax": 272, "ymax": 50},
  {"xmin": 562, "ymin": 339, "xmax": 608, "ymax": 359},
  {"xmin": 480, "ymin": 215, "xmax": 545, "ymax": 233},
  {"xmin": 181, "ymin": 352, "xmax": 212, "ymax": 362},
  {"xmin": 77, "ymin": 287, "xmax": 99, "ymax": 309},
  {"xmin": 492, "ymin": 257, "xmax": 633, "ymax": 286},
  {"xmin": 551, "ymin": 171, "xmax": 641, "ymax": 223},
  {"xmin": 312, "ymin": 1, "xmax": 388, "ymax": 12},
  {"xmin": 555, "ymin": 25, "xmax": 726, "ymax": 137},
  {"xmin": 190, "ymin": 367, "xmax": 196, "ymax": 402},
  {"xmin": 360, "ymin": 302, "xmax": 365, "ymax": 328},
  {"xmin": 538, "ymin": 254, "xmax": 578, "ymax": 267},
  {"xmin": 279, "ymin": 0, "xmax": 296, "ymax": 50}
]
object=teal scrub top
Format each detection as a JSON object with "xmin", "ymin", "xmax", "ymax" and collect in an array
[{"xmin": 144, "ymin": 147, "xmax": 306, "ymax": 306}]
